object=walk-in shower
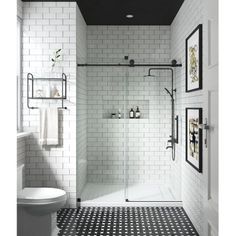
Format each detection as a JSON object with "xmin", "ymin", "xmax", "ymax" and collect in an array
[{"xmin": 77, "ymin": 59, "xmax": 182, "ymax": 206}]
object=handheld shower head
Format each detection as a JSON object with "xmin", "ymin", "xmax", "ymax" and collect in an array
[{"xmin": 164, "ymin": 88, "xmax": 173, "ymax": 99}]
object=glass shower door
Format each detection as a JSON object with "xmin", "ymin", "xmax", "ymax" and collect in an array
[
  {"xmin": 125, "ymin": 67, "xmax": 181, "ymax": 202},
  {"xmin": 82, "ymin": 66, "xmax": 127, "ymax": 205}
]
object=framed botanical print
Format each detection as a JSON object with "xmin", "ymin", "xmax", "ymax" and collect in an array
[
  {"xmin": 186, "ymin": 108, "xmax": 202, "ymax": 173},
  {"xmin": 186, "ymin": 24, "xmax": 203, "ymax": 92}
]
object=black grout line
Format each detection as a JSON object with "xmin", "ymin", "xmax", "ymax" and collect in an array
[{"xmin": 57, "ymin": 207, "xmax": 199, "ymax": 236}]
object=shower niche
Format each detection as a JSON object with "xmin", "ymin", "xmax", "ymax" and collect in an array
[
  {"xmin": 126, "ymin": 100, "xmax": 149, "ymax": 119},
  {"xmin": 102, "ymin": 100, "xmax": 124, "ymax": 119},
  {"xmin": 102, "ymin": 99, "xmax": 149, "ymax": 119}
]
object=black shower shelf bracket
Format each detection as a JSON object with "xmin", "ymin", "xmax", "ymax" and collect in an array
[{"xmin": 27, "ymin": 73, "xmax": 67, "ymax": 110}]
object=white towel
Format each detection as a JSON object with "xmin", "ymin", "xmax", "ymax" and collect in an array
[{"xmin": 39, "ymin": 108, "xmax": 58, "ymax": 145}]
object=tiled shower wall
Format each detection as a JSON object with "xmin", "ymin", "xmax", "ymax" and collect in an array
[
  {"xmin": 17, "ymin": 137, "xmax": 26, "ymax": 188},
  {"xmin": 22, "ymin": 1, "xmax": 78, "ymax": 207},
  {"xmin": 87, "ymin": 26, "xmax": 171, "ymax": 64},
  {"xmin": 76, "ymin": 6, "xmax": 87, "ymax": 197},
  {"xmin": 17, "ymin": 0, "xmax": 23, "ymax": 19},
  {"xmin": 17, "ymin": 137, "xmax": 26, "ymax": 167},
  {"xmin": 171, "ymin": 0, "xmax": 204, "ymax": 234},
  {"xmin": 86, "ymin": 26, "xmax": 181, "ymax": 193},
  {"xmin": 17, "ymin": 0, "xmax": 24, "ymax": 169},
  {"xmin": 126, "ymin": 68, "xmax": 173, "ymax": 185}
]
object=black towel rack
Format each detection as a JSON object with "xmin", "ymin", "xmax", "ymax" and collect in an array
[{"xmin": 27, "ymin": 73, "xmax": 67, "ymax": 109}]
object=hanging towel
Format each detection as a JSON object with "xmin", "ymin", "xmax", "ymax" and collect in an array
[{"xmin": 39, "ymin": 108, "xmax": 58, "ymax": 145}]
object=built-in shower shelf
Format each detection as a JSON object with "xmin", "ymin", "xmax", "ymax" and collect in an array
[
  {"xmin": 105, "ymin": 118, "xmax": 148, "ymax": 120},
  {"xmin": 105, "ymin": 118, "xmax": 149, "ymax": 122},
  {"xmin": 102, "ymin": 99, "xmax": 150, "ymax": 119},
  {"xmin": 127, "ymin": 118, "xmax": 149, "ymax": 121}
]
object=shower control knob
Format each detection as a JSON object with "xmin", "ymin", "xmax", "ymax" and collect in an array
[{"xmin": 203, "ymin": 123, "xmax": 210, "ymax": 130}]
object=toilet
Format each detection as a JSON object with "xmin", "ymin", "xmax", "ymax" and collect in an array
[{"xmin": 17, "ymin": 165, "xmax": 67, "ymax": 236}]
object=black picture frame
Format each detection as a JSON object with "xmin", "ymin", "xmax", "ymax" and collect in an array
[
  {"xmin": 186, "ymin": 24, "xmax": 203, "ymax": 92},
  {"xmin": 185, "ymin": 108, "xmax": 202, "ymax": 173}
]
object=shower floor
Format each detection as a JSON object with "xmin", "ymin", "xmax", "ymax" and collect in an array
[{"xmin": 80, "ymin": 183, "xmax": 181, "ymax": 207}]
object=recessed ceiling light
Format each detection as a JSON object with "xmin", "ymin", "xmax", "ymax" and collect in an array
[{"xmin": 126, "ymin": 14, "xmax": 134, "ymax": 19}]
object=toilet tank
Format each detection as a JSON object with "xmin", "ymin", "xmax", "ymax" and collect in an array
[{"xmin": 17, "ymin": 164, "xmax": 24, "ymax": 191}]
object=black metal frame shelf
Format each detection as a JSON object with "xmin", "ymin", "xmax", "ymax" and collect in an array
[
  {"xmin": 28, "ymin": 97, "xmax": 67, "ymax": 100},
  {"xmin": 27, "ymin": 73, "xmax": 67, "ymax": 109}
]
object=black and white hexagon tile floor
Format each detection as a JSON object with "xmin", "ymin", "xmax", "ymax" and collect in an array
[{"xmin": 57, "ymin": 207, "xmax": 199, "ymax": 236}]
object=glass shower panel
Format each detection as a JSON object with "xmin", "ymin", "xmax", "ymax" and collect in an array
[
  {"xmin": 84, "ymin": 66, "xmax": 127, "ymax": 204},
  {"xmin": 125, "ymin": 68, "xmax": 181, "ymax": 202}
]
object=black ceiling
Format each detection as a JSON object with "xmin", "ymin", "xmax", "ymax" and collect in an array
[{"xmin": 23, "ymin": 0, "xmax": 184, "ymax": 25}]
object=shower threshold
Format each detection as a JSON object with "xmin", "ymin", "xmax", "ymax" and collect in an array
[{"xmin": 79, "ymin": 183, "xmax": 182, "ymax": 207}]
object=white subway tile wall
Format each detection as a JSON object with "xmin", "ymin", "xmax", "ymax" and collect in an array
[
  {"xmin": 171, "ymin": 0, "xmax": 204, "ymax": 234},
  {"xmin": 87, "ymin": 26, "xmax": 171, "ymax": 64},
  {"xmin": 76, "ymin": 6, "xmax": 87, "ymax": 199},
  {"xmin": 86, "ymin": 26, "xmax": 181, "ymax": 194},
  {"xmin": 17, "ymin": 136, "xmax": 26, "ymax": 188},
  {"xmin": 17, "ymin": 0, "xmax": 23, "ymax": 19},
  {"xmin": 18, "ymin": 1, "xmax": 205, "ymax": 232},
  {"xmin": 17, "ymin": 137, "xmax": 26, "ymax": 167},
  {"xmin": 22, "ymin": 2, "xmax": 79, "ymax": 207}
]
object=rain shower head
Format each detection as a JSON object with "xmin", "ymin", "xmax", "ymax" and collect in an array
[
  {"xmin": 144, "ymin": 70, "xmax": 156, "ymax": 78},
  {"xmin": 144, "ymin": 73, "xmax": 156, "ymax": 78}
]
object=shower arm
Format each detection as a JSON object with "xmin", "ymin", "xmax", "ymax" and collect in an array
[{"xmin": 147, "ymin": 68, "xmax": 175, "ymax": 95}]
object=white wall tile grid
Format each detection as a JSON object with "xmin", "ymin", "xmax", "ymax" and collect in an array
[
  {"xmin": 87, "ymin": 25, "xmax": 171, "ymax": 64},
  {"xmin": 17, "ymin": 0, "xmax": 23, "ymax": 19},
  {"xmin": 171, "ymin": 0, "xmax": 204, "ymax": 234},
  {"xmin": 76, "ymin": 6, "xmax": 87, "ymax": 199},
  {"xmin": 17, "ymin": 137, "xmax": 26, "ymax": 167},
  {"xmin": 86, "ymin": 26, "xmax": 181, "ymax": 191},
  {"xmin": 22, "ymin": 1, "xmax": 79, "ymax": 207},
  {"xmin": 17, "ymin": 136, "xmax": 27, "ymax": 188}
]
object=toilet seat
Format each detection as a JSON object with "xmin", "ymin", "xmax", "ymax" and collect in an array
[{"xmin": 17, "ymin": 187, "xmax": 67, "ymax": 205}]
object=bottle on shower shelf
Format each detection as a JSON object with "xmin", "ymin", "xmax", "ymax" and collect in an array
[
  {"xmin": 129, "ymin": 108, "xmax": 134, "ymax": 119},
  {"xmin": 135, "ymin": 106, "xmax": 141, "ymax": 119},
  {"xmin": 118, "ymin": 109, "xmax": 121, "ymax": 119},
  {"xmin": 111, "ymin": 113, "xmax": 116, "ymax": 119}
]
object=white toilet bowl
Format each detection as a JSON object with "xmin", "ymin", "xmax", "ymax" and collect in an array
[
  {"xmin": 18, "ymin": 187, "xmax": 67, "ymax": 215},
  {"xmin": 17, "ymin": 165, "xmax": 67, "ymax": 236},
  {"xmin": 17, "ymin": 188, "xmax": 67, "ymax": 236}
]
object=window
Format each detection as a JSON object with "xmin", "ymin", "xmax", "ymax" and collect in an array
[{"xmin": 17, "ymin": 17, "xmax": 22, "ymax": 132}]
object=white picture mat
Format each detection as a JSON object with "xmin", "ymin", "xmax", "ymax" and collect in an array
[
  {"xmin": 187, "ymin": 109, "xmax": 200, "ymax": 169},
  {"xmin": 187, "ymin": 30, "xmax": 200, "ymax": 90}
]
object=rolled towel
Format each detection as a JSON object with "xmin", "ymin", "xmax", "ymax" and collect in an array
[{"xmin": 39, "ymin": 108, "xmax": 58, "ymax": 145}]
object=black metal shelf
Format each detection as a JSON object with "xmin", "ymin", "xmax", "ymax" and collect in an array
[
  {"xmin": 28, "ymin": 97, "xmax": 66, "ymax": 100},
  {"xmin": 28, "ymin": 77, "xmax": 66, "ymax": 81},
  {"xmin": 27, "ymin": 73, "xmax": 67, "ymax": 109}
]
